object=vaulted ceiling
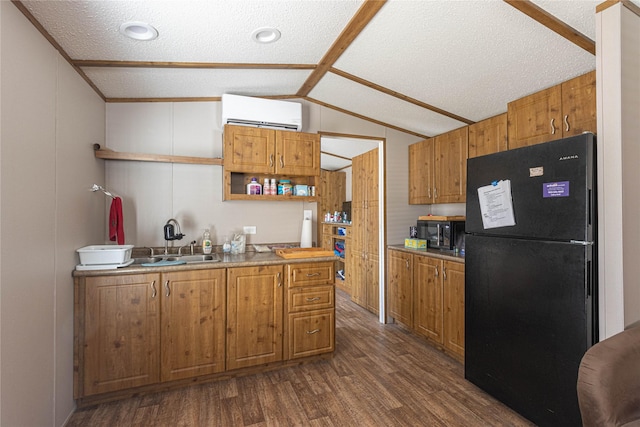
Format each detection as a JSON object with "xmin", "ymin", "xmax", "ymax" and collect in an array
[{"xmin": 14, "ymin": 0, "xmax": 630, "ymax": 140}]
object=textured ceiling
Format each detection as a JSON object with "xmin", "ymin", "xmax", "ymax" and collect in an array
[{"xmin": 15, "ymin": 0, "xmax": 634, "ymax": 168}]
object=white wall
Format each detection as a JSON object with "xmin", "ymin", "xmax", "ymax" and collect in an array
[
  {"xmin": 106, "ymin": 100, "xmax": 422, "ymax": 252},
  {"xmin": 1, "ymin": 3, "xmax": 105, "ymax": 426},
  {"xmin": 596, "ymin": 2, "xmax": 640, "ymax": 336}
]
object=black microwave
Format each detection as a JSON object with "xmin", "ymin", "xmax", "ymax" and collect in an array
[{"xmin": 416, "ymin": 220, "xmax": 465, "ymax": 250}]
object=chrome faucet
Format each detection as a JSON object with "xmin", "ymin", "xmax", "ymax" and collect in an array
[
  {"xmin": 178, "ymin": 241, "xmax": 197, "ymax": 256},
  {"xmin": 163, "ymin": 218, "xmax": 184, "ymax": 255}
]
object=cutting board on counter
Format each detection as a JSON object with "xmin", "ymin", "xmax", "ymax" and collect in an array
[
  {"xmin": 418, "ymin": 215, "xmax": 466, "ymax": 221},
  {"xmin": 275, "ymin": 247, "xmax": 335, "ymax": 259}
]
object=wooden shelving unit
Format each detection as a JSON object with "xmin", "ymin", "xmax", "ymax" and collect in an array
[
  {"xmin": 322, "ymin": 222, "xmax": 350, "ymax": 294},
  {"xmin": 94, "ymin": 146, "xmax": 222, "ymax": 166},
  {"xmin": 223, "ymin": 170, "xmax": 318, "ymax": 202}
]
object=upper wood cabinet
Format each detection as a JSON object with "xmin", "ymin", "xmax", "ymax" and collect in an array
[
  {"xmin": 409, "ymin": 139, "xmax": 434, "ymax": 204},
  {"xmin": 468, "ymin": 113, "xmax": 508, "ymax": 158},
  {"xmin": 409, "ymin": 127, "xmax": 468, "ymax": 204},
  {"xmin": 223, "ymin": 124, "xmax": 320, "ymax": 176},
  {"xmin": 507, "ymin": 70, "xmax": 596, "ymax": 149}
]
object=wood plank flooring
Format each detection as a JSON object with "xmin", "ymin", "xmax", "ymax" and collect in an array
[{"xmin": 67, "ymin": 290, "xmax": 535, "ymax": 426}]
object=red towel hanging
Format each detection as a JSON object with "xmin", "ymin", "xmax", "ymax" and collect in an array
[{"xmin": 109, "ymin": 197, "xmax": 125, "ymax": 245}]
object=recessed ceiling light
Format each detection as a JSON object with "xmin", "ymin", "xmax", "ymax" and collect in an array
[
  {"xmin": 251, "ymin": 27, "xmax": 281, "ymax": 44},
  {"xmin": 119, "ymin": 21, "xmax": 158, "ymax": 41}
]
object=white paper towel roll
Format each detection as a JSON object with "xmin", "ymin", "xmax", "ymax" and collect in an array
[{"xmin": 300, "ymin": 218, "xmax": 312, "ymax": 248}]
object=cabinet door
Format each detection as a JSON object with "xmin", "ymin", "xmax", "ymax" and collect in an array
[
  {"xmin": 387, "ymin": 250, "xmax": 413, "ymax": 327},
  {"xmin": 227, "ymin": 265, "xmax": 283, "ymax": 370},
  {"xmin": 409, "ymin": 139, "xmax": 434, "ymax": 204},
  {"xmin": 468, "ymin": 113, "xmax": 508, "ymax": 158},
  {"xmin": 275, "ymin": 131, "xmax": 320, "ymax": 176},
  {"xmin": 561, "ymin": 70, "xmax": 596, "ymax": 137},
  {"xmin": 223, "ymin": 125, "xmax": 275, "ymax": 173},
  {"xmin": 161, "ymin": 269, "xmax": 226, "ymax": 381},
  {"xmin": 434, "ymin": 127, "xmax": 468, "ymax": 203},
  {"xmin": 443, "ymin": 261, "xmax": 465, "ymax": 359},
  {"xmin": 413, "ymin": 256, "xmax": 443, "ymax": 344},
  {"xmin": 83, "ymin": 274, "xmax": 160, "ymax": 396},
  {"xmin": 366, "ymin": 253, "xmax": 380, "ymax": 315},
  {"xmin": 507, "ymin": 85, "xmax": 562, "ymax": 149},
  {"xmin": 350, "ymin": 251, "xmax": 366, "ymax": 308}
]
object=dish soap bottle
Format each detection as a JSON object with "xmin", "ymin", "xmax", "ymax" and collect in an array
[{"xmin": 202, "ymin": 229, "xmax": 212, "ymax": 254}]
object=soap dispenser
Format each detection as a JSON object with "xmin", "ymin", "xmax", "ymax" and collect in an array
[{"xmin": 202, "ymin": 229, "xmax": 212, "ymax": 254}]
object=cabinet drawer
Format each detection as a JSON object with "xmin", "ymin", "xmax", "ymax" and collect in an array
[
  {"xmin": 288, "ymin": 285, "xmax": 335, "ymax": 312},
  {"xmin": 286, "ymin": 262, "xmax": 334, "ymax": 288},
  {"xmin": 287, "ymin": 309, "xmax": 335, "ymax": 359}
]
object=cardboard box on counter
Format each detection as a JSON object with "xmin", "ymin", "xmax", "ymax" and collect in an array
[{"xmin": 404, "ymin": 238, "xmax": 427, "ymax": 249}]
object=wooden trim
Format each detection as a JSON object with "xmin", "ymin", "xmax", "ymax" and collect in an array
[
  {"xmin": 321, "ymin": 151, "xmax": 353, "ymax": 162},
  {"xmin": 319, "ymin": 131, "xmax": 386, "ymax": 142},
  {"xmin": 10, "ymin": 1, "xmax": 106, "ymax": 101},
  {"xmin": 504, "ymin": 0, "xmax": 596, "ymax": 55},
  {"xmin": 307, "ymin": 97, "xmax": 430, "ymax": 139},
  {"xmin": 75, "ymin": 60, "xmax": 315, "ymax": 70},
  {"xmin": 597, "ymin": 0, "xmax": 640, "ymax": 16},
  {"xmin": 105, "ymin": 95, "xmax": 302, "ymax": 103},
  {"xmin": 94, "ymin": 147, "xmax": 222, "ymax": 165},
  {"xmin": 296, "ymin": 0, "xmax": 387, "ymax": 97},
  {"xmin": 330, "ymin": 68, "xmax": 474, "ymax": 125}
]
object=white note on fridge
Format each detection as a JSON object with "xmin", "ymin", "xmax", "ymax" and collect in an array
[{"xmin": 477, "ymin": 180, "xmax": 516, "ymax": 229}]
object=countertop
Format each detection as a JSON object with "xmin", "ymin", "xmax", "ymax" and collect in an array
[
  {"xmin": 387, "ymin": 244, "xmax": 465, "ymax": 263},
  {"xmin": 73, "ymin": 251, "xmax": 339, "ymax": 277}
]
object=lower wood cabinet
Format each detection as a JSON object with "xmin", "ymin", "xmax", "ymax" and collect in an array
[
  {"xmin": 226, "ymin": 265, "xmax": 284, "ymax": 370},
  {"xmin": 79, "ymin": 273, "xmax": 161, "ymax": 397},
  {"xmin": 386, "ymin": 248, "xmax": 465, "ymax": 361},
  {"xmin": 284, "ymin": 262, "xmax": 335, "ymax": 360},
  {"xmin": 74, "ymin": 260, "xmax": 335, "ymax": 405},
  {"xmin": 161, "ymin": 269, "xmax": 226, "ymax": 381}
]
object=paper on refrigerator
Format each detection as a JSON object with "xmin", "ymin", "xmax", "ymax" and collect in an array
[{"xmin": 477, "ymin": 180, "xmax": 516, "ymax": 229}]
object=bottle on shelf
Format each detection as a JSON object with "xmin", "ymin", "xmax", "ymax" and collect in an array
[
  {"xmin": 263, "ymin": 178, "xmax": 271, "ymax": 195},
  {"xmin": 270, "ymin": 178, "xmax": 276, "ymax": 195},
  {"xmin": 246, "ymin": 177, "xmax": 262, "ymax": 195}
]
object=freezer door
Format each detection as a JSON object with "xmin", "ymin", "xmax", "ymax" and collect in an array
[
  {"xmin": 465, "ymin": 234, "xmax": 595, "ymax": 427},
  {"xmin": 466, "ymin": 133, "xmax": 595, "ymax": 242}
]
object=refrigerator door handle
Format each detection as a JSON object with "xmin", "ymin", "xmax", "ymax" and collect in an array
[{"xmin": 570, "ymin": 240, "xmax": 594, "ymax": 246}]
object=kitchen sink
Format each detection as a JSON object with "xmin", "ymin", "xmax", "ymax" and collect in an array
[{"xmin": 132, "ymin": 254, "xmax": 219, "ymax": 265}]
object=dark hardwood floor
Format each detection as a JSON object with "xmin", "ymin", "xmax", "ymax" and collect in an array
[{"xmin": 67, "ymin": 289, "xmax": 535, "ymax": 426}]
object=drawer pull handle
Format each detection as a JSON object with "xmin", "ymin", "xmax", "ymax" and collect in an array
[
  {"xmin": 269, "ymin": 154, "xmax": 274, "ymax": 168},
  {"xmin": 306, "ymin": 329, "xmax": 320, "ymax": 335},
  {"xmin": 165, "ymin": 280, "xmax": 170, "ymax": 297},
  {"xmin": 151, "ymin": 280, "xmax": 157, "ymax": 298},
  {"xmin": 306, "ymin": 297, "xmax": 321, "ymax": 302},
  {"xmin": 306, "ymin": 273, "xmax": 321, "ymax": 277},
  {"xmin": 564, "ymin": 114, "xmax": 570, "ymax": 132},
  {"xmin": 550, "ymin": 118, "xmax": 556, "ymax": 135},
  {"xmin": 280, "ymin": 155, "xmax": 284, "ymax": 169}
]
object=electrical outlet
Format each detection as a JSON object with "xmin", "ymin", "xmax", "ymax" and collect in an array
[{"xmin": 243, "ymin": 225, "xmax": 257, "ymax": 235}]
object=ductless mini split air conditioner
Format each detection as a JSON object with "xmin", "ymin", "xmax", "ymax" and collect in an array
[{"xmin": 221, "ymin": 94, "xmax": 302, "ymax": 131}]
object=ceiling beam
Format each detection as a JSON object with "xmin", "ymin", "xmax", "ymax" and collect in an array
[
  {"xmin": 296, "ymin": 0, "xmax": 387, "ymax": 97},
  {"xmin": 330, "ymin": 68, "xmax": 474, "ymax": 125},
  {"xmin": 306, "ymin": 96, "xmax": 430, "ymax": 139},
  {"xmin": 74, "ymin": 60, "xmax": 315, "ymax": 70},
  {"xmin": 504, "ymin": 0, "xmax": 595, "ymax": 55}
]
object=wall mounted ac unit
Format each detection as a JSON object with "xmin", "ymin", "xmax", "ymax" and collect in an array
[{"xmin": 221, "ymin": 94, "xmax": 302, "ymax": 131}]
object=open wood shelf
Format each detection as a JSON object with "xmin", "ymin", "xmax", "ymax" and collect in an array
[{"xmin": 94, "ymin": 146, "xmax": 222, "ymax": 166}]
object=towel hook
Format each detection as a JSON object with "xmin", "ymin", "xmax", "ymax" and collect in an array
[{"xmin": 90, "ymin": 184, "xmax": 116, "ymax": 199}]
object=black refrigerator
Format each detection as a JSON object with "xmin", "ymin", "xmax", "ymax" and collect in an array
[{"xmin": 464, "ymin": 133, "xmax": 598, "ymax": 426}]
